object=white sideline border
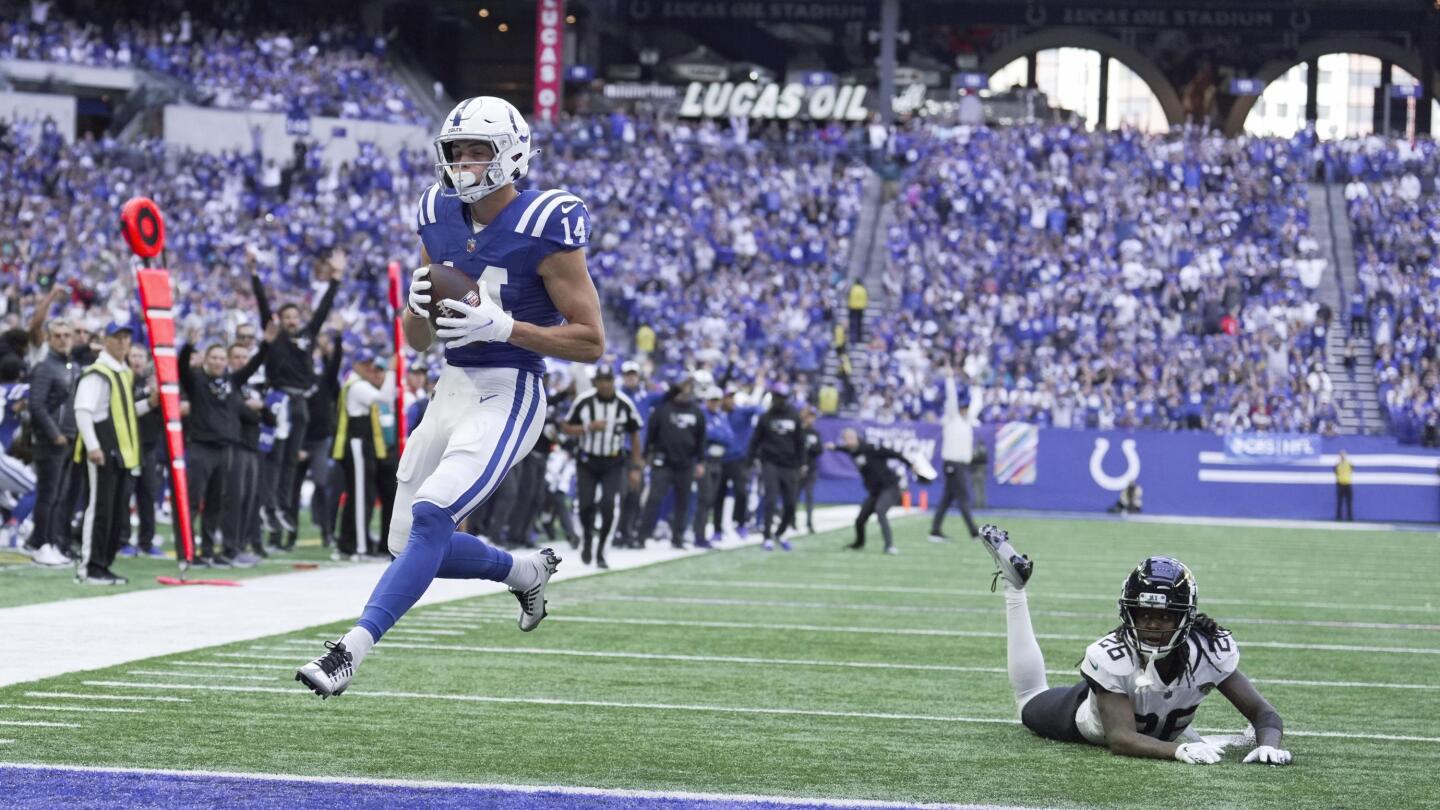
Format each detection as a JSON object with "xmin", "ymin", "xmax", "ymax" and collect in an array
[
  {"xmin": 0, "ymin": 507, "xmax": 861, "ymax": 687},
  {"xmin": 77, "ymin": 680, "xmax": 1440, "ymax": 745},
  {"xmin": 0, "ymin": 762, "xmax": 1039, "ymax": 810}
]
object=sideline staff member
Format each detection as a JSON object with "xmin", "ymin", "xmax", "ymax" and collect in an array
[{"xmin": 72, "ymin": 322, "xmax": 155, "ymax": 585}]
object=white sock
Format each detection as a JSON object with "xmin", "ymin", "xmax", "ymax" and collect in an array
[
  {"xmin": 1004, "ymin": 585, "xmax": 1048, "ymax": 712},
  {"xmin": 340, "ymin": 626, "xmax": 376, "ymax": 668},
  {"xmin": 502, "ymin": 551, "xmax": 539, "ymax": 590}
]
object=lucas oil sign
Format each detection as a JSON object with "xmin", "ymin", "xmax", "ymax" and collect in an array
[{"xmin": 678, "ymin": 81, "xmax": 870, "ymax": 120}]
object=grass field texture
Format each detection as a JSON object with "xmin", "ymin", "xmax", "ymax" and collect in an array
[{"xmin": 2, "ymin": 515, "xmax": 1437, "ymax": 809}]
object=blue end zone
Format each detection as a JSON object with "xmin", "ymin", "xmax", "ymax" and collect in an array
[{"xmin": 0, "ymin": 767, "xmax": 963, "ymax": 810}]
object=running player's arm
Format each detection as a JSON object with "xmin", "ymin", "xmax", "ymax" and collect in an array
[
  {"xmin": 1093, "ymin": 688, "xmax": 1181, "ymax": 760},
  {"xmin": 509, "ymin": 248, "xmax": 605, "ymax": 363},
  {"xmin": 402, "ymin": 244, "xmax": 436, "ymax": 353},
  {"xmin": 1217, "ymin": 670, "xmax": 1285, "ymax": 749}
]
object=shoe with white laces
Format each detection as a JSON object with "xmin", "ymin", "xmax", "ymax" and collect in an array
[
  {"xmin": 884, "ymin": 545, "xmax": 899, "ymax": 555},
  {"xmin": 977, "ymin": 524, "xmax": 1032, "ymax": 591},
  {"xmin": 295, "ymin": 640, "xmax": 354, "ymax": 698},
  {"xmin": 761, "ymin": 539, "xmax": 775, "ymax": 551},
  {"xmin": 509, "ymin": 547, "xmax": 562, "ymax": 632}
]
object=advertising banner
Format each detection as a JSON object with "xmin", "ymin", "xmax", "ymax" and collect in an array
[{"xmin": 533, "ymin": 0, "xmax": 565, "ymax": 123}]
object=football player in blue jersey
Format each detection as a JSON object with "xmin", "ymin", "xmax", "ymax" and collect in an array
[
  {"xmin": 297, "ymin": 97, "xmax": 605, "ymax": 697},
  {"xmin": 978, "ymin": 525, "xmax": 1293, "ymax": 766}
]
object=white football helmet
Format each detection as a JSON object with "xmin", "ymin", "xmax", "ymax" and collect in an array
[{"xmin": 433, "ymin": 96, "xmax": 534, "ymax": 203}]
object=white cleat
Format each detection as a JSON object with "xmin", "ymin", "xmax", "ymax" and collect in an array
[
  {"xmin": 978, "ymin": 524, "xmax": 1032, "ymax": 591},
  {"xmin": 295, "ymin": 640, "xmax": 354, "ymax": 699},
  {"xmin": 511, "ymin": 547, "xmax": 562, "ymax": 632}
]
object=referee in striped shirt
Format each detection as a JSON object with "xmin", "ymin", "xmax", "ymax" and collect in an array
[{"xmin": 563, "ymin": 366, "xmax": 643, "ymax": 569}]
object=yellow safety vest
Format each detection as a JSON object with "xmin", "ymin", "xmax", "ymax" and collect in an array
[
  {"xmin": 848, "ymin": 283, "xmax": 868, "ymax": 310},
  {"xmin": 73, "ymin": 362, "xmax": 140, "ymax": 470},
  {"xmin": 635, "ymin": 324, "xmax": 656, "ymax": 354},
  {"xmin": 332, "ymin": 378, "xmax": 387, "ymax": 461},
  {"xmin": 818, "ymin": 385, "xmax": 839, "ymax": 415}
]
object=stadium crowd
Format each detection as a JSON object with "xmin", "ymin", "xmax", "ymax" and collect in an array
[
  {"xmin": 0, "ymin": 1, "xmax": 425, "ymax": 125},
  {"xmin": 4, "ymin": 98, "xmax": 1435, "ymax": 576},
  {"xmin": 1339, "ymin": 137, "xmax": 1440, "ymax": 446},
  {"xmin": 868, "ymin": 123, "xmax": 1346, "ymax": 435}
]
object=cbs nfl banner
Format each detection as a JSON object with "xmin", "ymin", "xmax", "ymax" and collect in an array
[{"xmin": 985, "ymin": 426, "xmax": 1440, "ymax": 523}]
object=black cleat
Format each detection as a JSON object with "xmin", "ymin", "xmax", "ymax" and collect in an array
[{"xmin": 295, "ymin": 640, "xmax": 354, "ymax": 699}]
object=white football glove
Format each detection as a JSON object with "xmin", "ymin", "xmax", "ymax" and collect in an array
[
  {"xmin": 1174, "ymin": 741, "xmax": 1224, "ymax": 765},
  {"xmin": 407, "ymin": 265, "xmax": 432, "ymax": 319},
  {"xmin": 1242, "ymin": 745, "xmax": 1292, "ymax": 766},
  {"xmin": 434, "ymin": 283, "xmax": 515, "ymax": 348}
]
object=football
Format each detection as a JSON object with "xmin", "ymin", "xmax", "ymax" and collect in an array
[{"xmin": 422, "ymin": 263, "xmax": 481, "ymax": 328}]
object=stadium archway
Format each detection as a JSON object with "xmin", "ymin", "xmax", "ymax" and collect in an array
[
  {"xmin": 1228, "ymin": 37, "xmax": 1440, "ymax": 137},
  {"xmin": 979, "ymin": 29, "xmax": 1184, "ymax": 130}
]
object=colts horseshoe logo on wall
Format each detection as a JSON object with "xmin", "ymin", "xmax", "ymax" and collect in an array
[{"xmin": 1089, "ymin": 437, "xmax": 1141, "ymax": 491}]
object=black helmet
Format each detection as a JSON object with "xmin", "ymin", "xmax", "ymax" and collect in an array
[{"xmin": 1119, "ymin": 556, "xmax": 1197, "ymax": 657}]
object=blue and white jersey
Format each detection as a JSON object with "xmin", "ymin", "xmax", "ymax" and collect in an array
[
  {"xmin": 0, "ymin": 383, "xmax": 29, "ymax": 452},
  {"xmin": 416, "ymin": 184, "xmax": 591, "ymax": 375}
]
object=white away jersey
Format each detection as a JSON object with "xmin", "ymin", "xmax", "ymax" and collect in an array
[{"xmin": 1074, "ymin": 630, "xmax": 1240, "ymax": 745}]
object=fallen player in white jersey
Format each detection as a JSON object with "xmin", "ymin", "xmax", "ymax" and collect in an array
[{"xmin": 978, "ymin": 525, "xmax": 1293, "ymax": 766}]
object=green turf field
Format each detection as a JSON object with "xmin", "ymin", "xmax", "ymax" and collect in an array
[{"xmin": 3, "ymin": 515, "xmax": 1438, "ymax": 808}]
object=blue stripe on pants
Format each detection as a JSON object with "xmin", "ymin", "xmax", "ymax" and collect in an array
[{"xmin": 445, "ymin": 370, "xmax": 540, "ymax": 520}]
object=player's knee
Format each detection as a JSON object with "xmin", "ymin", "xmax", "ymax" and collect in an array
[
  {"xmin": 408, "ymin": 501, "xmax": 456, "ymax": 550},
  {"xmin": 388, "ymin": 510, "xmax": 413, "ymax": 555}
]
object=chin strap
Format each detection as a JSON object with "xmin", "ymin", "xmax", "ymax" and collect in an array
[{"xmin": 1134, "ymin": 653, "xmax": 1163, "ymax": 691}]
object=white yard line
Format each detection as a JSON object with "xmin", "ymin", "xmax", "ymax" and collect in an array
[
  {"xmin": 125, "ymin": 670, "xmax": 280, "ymax": 682},
  {"xmin": 0, "ymin": 762, "xmax": 1036, "ymax": 810},
  {"xmin": 0, "ymin": 507, "xmax": 860, "ymax": 687},
  {"xmin": 0, "ymin": 719, "xmax": 80, "ymax": 728},
  {"xmin": 571, "ymin": 594, "xmax": 1440, "ymax": 632},
  {"xmin": 215, "ymin": 654, "xmax": 324, "ymax": 662},
  {"xmin": 352, "ymin": 641, "xmax": 1440, "ymax": 691},
  {"xmin": 665, "ymin": 579, "xmax": 1440, "ymax": 614},
  {"xmin": 22, "ymin": 692, "xmax": 189, "ymax": 703},
  {"xmin": 168, "ymin": 662, "xmax": 295, "ymax": 671},
  {"xmin": 0, "ymin": 703, "xmax": 144, "ymax": 714},
  {"xmin": 423, "ymin": 613, "xmax": 1440, "ymax": 655},
  {"xmin": 76, "ymin": 680, "xmax": 1440, "ymax": 745},
  {"xmin": 384, "ymin": 627, "xmax": 467, "ymax": 636}
]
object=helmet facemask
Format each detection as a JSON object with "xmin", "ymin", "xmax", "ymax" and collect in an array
[
  {"xmin": 1118, "ymin": 556, "xmax": 1197, "ymax": 660},
  {"xmin": 1120, "ymin": 598, "xmax": 1194, "ymax": 658},
  {"xmin": 434, "ymin": 136, "xmax": 514, "ymax": 204}
]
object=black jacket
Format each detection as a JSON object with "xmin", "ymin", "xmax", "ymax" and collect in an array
[
  {"xmin": 645, "ymin": 398, "xmax": 706, "ymax": 468},
  {"xmin": 133, "ymin": 373, "xmax": 163, "ymax": 448},
  {"xmin": 251, "ymin": 274, "xmax": 337, "ymax": 391},
  {"xmin": 27, "ymin": 347, "xmax": 78, "ymax": 453},
  {"xmin": 749, "ymin": 403, "xmax": 806, "ymax": 468},
  {"xmin": 235, "ymin": 377, "xmax": 265, "ymax": 452},
  {"xmin": 802, "ymin": 427, "xmax": 823, "ymax": 469},
  {"xmin": 841, "ymin": 441, "xmax": 910, "ymax": 493},
  {"xmin": 179, "ymin": 343, "xmax": 268, "ymax": 447},
  {"xmin": 303, "ymin": 343, "xmax": 344, "ymax": 443}
]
